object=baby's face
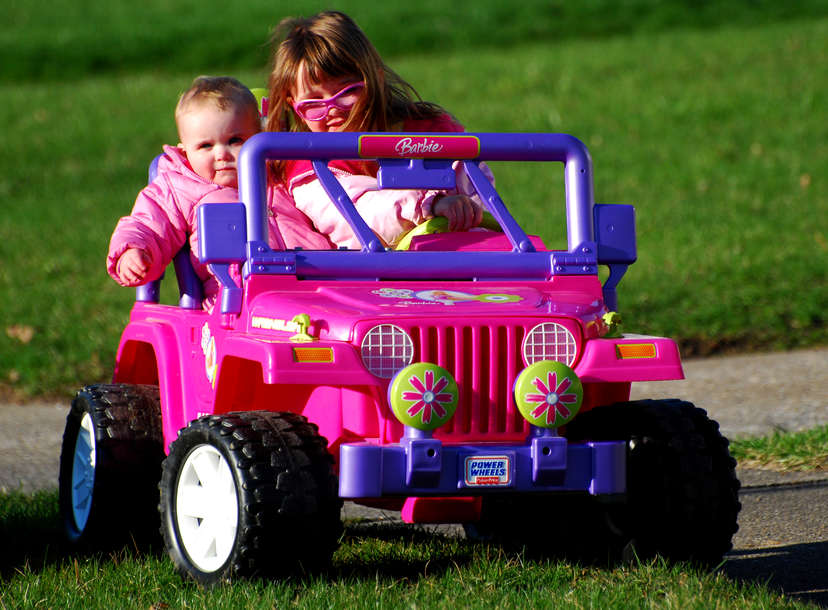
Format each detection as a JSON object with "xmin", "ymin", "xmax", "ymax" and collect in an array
[{"xmin": 177, "ymin": 102, "xmax": 260, "ymax": 188}]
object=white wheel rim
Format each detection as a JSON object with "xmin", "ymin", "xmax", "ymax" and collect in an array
[
  {"xmin": 175, "ymin": 444, "xmax": 239, "ymax": 573},
  {"xmin": 70, "ymin": 412, "xmax": 96, "ymax": 531}
]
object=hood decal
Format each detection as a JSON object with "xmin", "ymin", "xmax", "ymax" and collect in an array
[{"xmin": 372, "ymin": 288, "xmax": 523, "ymax": 306}]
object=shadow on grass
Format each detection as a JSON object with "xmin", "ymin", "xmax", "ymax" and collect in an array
[
  {"xmin": 0, "ymin": 490, "xmax": 165, "ymax": 580},
  {"xmin": 330, "ymin": 520, "xmax": 478, "ymax": 581},
  {"xmin": 330, "ymin": 518, "xmax": 828, "ymax": 609},
  {"xmin": 10, "ymin": 491, "xmax": 822, "ymax": 609},
  {"xmin": 0, "ymin": 494, "xmax": 475, "ymax": 585},
  {"xmin": 724, "ymin": 542, "xmax": 828, "ymax": 608},
  {"xmin": 329, "ymin": 517, "xmax": 626, "ymax": 583},
  {"xmin": 1, "ymin": 490, "xmax": 65, "ymax": 578}
]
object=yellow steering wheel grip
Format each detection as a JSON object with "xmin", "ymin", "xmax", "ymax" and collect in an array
[{"xmin": 395, "ymin": 212, "xmax": 501, "ymax": 251}]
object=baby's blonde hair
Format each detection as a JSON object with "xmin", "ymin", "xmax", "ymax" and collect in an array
[{"xmin": 175, "ymin": 76, "xmax": 260, "ymax": 127}]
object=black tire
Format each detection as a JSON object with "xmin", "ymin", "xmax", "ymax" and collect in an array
[
  {"xmin": 58, "ymin": 384, "xmax": 164, "ymax": 546},
  {"xmin": 564, "ymin": 399, "xmax": 742, "ymax": 563},
  {"xmin": 159, "ymin": 411, "xmax": 342, "ymax": 585}
]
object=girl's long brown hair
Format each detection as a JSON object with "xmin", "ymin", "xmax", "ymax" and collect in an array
[{"xmin": 266, "ymin": 10, "xmax": 445, "ymax": 180}]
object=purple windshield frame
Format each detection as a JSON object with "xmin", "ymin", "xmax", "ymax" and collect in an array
[{"xmin": 238, "ymin": 132, "xmax": 595, "ymax": 252}]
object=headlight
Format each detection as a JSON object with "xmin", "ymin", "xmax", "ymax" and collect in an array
[
  {"xmin": 361, "ymin": 324, "xmax": 414, "ymax": 378},
  {"xmin": 522, "ymin": 322, "xmax": 577, "ymax": 367}
]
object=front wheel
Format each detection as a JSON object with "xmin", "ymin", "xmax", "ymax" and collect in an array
[
  {"xmin": 173, "ymin": 443, "xmax": 239, "ymax": 574},
  {"xmin": 159, "ymin": 411, "xmax": 342, "ymax": 585}
]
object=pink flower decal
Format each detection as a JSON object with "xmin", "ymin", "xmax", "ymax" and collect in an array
[
  {"xmin": 524, "ymin": 372, "xmax": 579, "ymax": 425},
  {"xmin": 402, "ymin": 369, "xmax": 454, "ymax": 425}
]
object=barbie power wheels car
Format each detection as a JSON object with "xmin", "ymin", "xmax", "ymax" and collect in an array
[{"xmin": 59, "ymin": 132, "xmax": 740, "ymax": 584}]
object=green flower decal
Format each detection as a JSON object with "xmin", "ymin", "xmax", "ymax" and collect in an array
[
  {"xmin": 514, "ymin": 361, "xmax": 582, "ymax": 428},
  {"xmin": 388, "ymin": 363, "xmax": 458, "ymax": 431}
]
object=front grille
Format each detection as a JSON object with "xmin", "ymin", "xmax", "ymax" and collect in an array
[{"xmin": 356, "ymin": 318, "xmax": 581, "ymax": 442}]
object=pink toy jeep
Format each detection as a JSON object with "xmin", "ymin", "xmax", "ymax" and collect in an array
[{"xmin": 59, "ymin": 132, "xmax": 740, "ymax": 583}]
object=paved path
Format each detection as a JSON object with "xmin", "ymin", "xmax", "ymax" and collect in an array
[
  {"xmin": 2, "ymin": 347, "xmax": 826, "ymax": 494},
  {"xmin": 628, "ymin": 346, "xmax": 828, "ymax": 440},
  {"xmin": 1, "ymin": 402, "xmax": 66, "ymax": 494}
]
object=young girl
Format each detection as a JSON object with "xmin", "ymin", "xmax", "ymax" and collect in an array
[
  {"xmin": 266, "ymin": 10, "xmax": 490, "ymax": 249},
  {"xmin": 107, "ymin": 76, "xmax": 332, "ymax": 307}
]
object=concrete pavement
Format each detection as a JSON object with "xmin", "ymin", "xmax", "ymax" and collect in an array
[{"xmin": 2, "ymin": 347, "xmax": 826, "ymax": 494}]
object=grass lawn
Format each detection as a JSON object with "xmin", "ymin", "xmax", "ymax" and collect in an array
[
  {"xmin": 2, "ymin": 425, "xmax": 826, "ymax": 607},
  {"xmin": 5, "ymin": 0, "xmax": 826, "ymax": 83},
  {"xmin": 1, "ymin": 2, "xmax": 825, "ymax": 607},
  {"xmin": 730, "ymin": 424, "xmax": 828, "ymax": 471},
  {"xmin": 0, "ymin": 491, "xmax": 809, "ymax": 609},
  {"xmin": 1, "ymin": 15, "xmax": 825, "ymax": 399}
]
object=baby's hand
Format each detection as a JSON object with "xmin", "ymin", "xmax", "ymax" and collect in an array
[
  {"xmin": 432, "ymin": 194, "xmax": 482, "ymax": 231},
  {"xmin": 116, "ymin": 248, "xmax": 152, "ymax": 286}
]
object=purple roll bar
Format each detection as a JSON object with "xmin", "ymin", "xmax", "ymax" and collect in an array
[
  {"xmin": 197, "ymin": 131, "xmax": 637, "ymax": 312},
  {"xmin": 238, "ymin": 132, "xmax": 596, "ymax": 251}
]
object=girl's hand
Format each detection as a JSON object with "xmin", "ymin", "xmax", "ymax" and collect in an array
[
  {"xmin": 432, "ymin": 194, "xmax": 483, "ymax": 231},
  {"xmin": 116, "ymin": 248, "xmax": 152, "ymax": 286}
]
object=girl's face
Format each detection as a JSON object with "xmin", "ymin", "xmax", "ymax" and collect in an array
[
  {"xmin": 177, "ymin": 102, "xmax": 259, "ymax": 188},
  {"xmin": 290, "ymin": 62, "xmax": 364, "ymax": 132}
]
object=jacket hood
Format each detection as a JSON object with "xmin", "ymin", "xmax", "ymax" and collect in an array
[{"xmin": 159, "ymin": 144, "xmax": 204, "ymax": 183}]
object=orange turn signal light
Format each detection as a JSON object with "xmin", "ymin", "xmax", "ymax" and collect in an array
[
  {"xmin": 292, "ymin": 347, "xmax": 334, "ymax": 363},
  {"xmin": 615, "ymin": 343, "xmax": 657, "ymax": 359}
]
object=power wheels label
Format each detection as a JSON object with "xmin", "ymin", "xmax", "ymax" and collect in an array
[{"xmin": 464, "ymin": 456, "xmax": 512, "ymax": 487}]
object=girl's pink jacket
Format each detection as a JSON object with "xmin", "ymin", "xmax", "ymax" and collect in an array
[
  {"xmin": 107, "ymin": 145, "xmax": 333, "ymax": 306},
  {"xmin": 285, "ymin": 115, "xmax": 493, "ymax": 249}
]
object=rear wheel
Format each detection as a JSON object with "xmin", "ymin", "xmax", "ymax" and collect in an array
[
  {"xmin": 564, "ymin": 399, "xmax": 742, "ymax": 563},
  {"xmin": 58, "ymin": 384, "xmax": 164, "ymax": 546},
  {"xmin": 159, "ymin": 411, "xmax": 342, "ymax": 584}
]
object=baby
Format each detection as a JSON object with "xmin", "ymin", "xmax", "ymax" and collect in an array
[{"xmin": 107, "ymin": 76, "xmax": 332, "ymax": 306}]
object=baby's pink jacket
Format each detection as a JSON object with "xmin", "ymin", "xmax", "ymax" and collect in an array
[
  {"xmin": 286, "ymin": 115, "xmax": 493, "ymax": 249},
  {"xmin": 107, "ymin": 145, "xmax": 333, "ymax": 306}
]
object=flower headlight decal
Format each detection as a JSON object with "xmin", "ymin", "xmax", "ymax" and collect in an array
[
  {"xmin": 388, "ymin": 363, "xmax": 458, "ymax": 431},
  {"xmin": 514, "ymin": 361, "xmax": 583, "ymax": 429},
  {"xmin": 525, "ymin": 370, "xmax": 578, "ymax": 424}
]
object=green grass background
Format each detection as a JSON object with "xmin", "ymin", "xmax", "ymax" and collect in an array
[
  {"xmin": 2, "ymin": 2, "xmax": 827, "ymax": 605},
  {"xmin": 0, "ymin": 490, "xmax": 813, "ymax": 609},
  {"xmin": 1, "ymin": 0, "xmax": 826, "ymax": 400}
]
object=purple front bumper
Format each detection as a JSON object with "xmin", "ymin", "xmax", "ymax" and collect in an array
[{"xmin": 338, "ymin": 430, "xmax": 626, "ymax": 498}]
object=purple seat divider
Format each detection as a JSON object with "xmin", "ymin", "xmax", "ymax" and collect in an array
[
  {"xmin": 594, "ymin": 203, "xmax": 637, "ymax": 311},
  {"xmin": 135, "ymin": 280, "xmax": 161, "ymax": 304},
  {"xmin": 134, "ymin": 246, "xmax": 203, "ymax": 309},
  {"xmin": 134, "ymin": 154, "xmax": 203, "ymax": 308}
]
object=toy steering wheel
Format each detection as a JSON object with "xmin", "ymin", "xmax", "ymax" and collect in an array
[{"xmin": 395, "ymin": 212, "xmax": 502, "ymax": 251}]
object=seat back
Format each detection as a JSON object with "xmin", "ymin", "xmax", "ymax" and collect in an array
[{"xmin": 134, "ymin": 154, "xmax": 203, "ymax": 308}]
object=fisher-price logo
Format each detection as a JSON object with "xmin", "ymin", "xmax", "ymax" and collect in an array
[
  {"xmin": 359, "ymin": 135, "xmax": 480, "ymax": 159},
  {"xmin": 464, "ymin": 456, "xmax": 512, "ymax": 487}
]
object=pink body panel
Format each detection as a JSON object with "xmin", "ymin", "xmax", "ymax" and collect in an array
[
  {"xmin": 114, "ymin": 272, "xmax": 683, "ymax": 453},
  {"xmin": 576, "ymin": 335, "xmax": 684, "ymax": 383}
]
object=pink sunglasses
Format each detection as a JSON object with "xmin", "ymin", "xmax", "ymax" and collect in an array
[{"xmin": 292, "ymin": 82, "xmax": 365, "ymax": 122}]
